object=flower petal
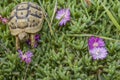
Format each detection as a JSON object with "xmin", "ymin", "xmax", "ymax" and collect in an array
[
  {"xmin": 56, "ymin": 8, "xmax": 70, "ymax": 26},
  {"xmin": 88, "ymin": 36, "xmax": 105, "ymax": 49},
  {"xmin": 89, "ymin": 47, "xmax": 108, "ymax": 60},
  {"xmin": 18, "ymin": 50, "xmax": 23, "ymax": 58}
]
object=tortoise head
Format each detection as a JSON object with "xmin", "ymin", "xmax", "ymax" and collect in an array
[{"xmin": 18, "ymin": 32, "xmax": 29, "ymax": 41}]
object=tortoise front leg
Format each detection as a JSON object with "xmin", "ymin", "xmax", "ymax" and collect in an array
[
  {"xmin": 16, "ymin": 36, "xmax": 20, "ymax": 50},
  {"xmin": 30, "ymin": 33, "xmax": 36, "ymax": 48}
]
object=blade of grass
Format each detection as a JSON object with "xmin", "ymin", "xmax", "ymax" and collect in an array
[
  {"xmin": 0, "ymin": 40, "xmax": 11, "ymax": 53},
  {"xmin": 50, "ymin": 0, "xmax": 57, "ymax": 25},
  {"xmin": 38, "ymin": 0, "xmax": 53, "ymax": 35},
  {"xmin": 102, "ymin": 4, "xmax": 120, "ymax": 31},
  {"xmin": 67, "ymin": 33, "xmax": 120, "ymax": 42}
]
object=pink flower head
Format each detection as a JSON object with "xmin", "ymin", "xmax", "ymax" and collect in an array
[
  {"xmin": 26, "ymin": 34, "xmax": 40, "ymax": 48},
  {"xmin": 89, "ymin": 47, "xmax": 108, "ymax": 60},
  {"xmin": 18, "ymin": 50, "xmax": 33, "ymax": 64},
  {"xmin": 88, "ymin": 36, "xmax": 105, "ymax": 49},
  {"xmin": 0, "ymin": 15, "xmax": 8, "ymax": 24},
  {"xmin": 2, "ymin": 18, "xmax": 8, "ymax": 24},
  {"xmin": 56, "ymin": 8, "xmax": 70, "ymax": 26}
]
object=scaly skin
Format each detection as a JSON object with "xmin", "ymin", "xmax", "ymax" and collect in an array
[
  {"xmin": 31, "ymin": 33, "xmax": 36, "ymax": 48},
  {"xmin": 16, "ymin": 35, "xmax": 20, "ymax": 50}
]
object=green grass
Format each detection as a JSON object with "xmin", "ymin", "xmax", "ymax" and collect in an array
[{"xmin": 0, "ymin": 0, "xmax": 120, "ymax": 80}]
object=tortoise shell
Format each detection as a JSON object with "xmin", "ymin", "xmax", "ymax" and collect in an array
[{"xmin": 8, "ymin": 2, "xmax": 44, "ymax": 36}]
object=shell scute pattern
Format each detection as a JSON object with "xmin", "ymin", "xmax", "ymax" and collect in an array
[
  {"xmin": 10, "ymin": 17, "xmax": 17, "ymax": 29},
  {"xmin": 16, "ymin": 10, "xmax": 28, "ymax": 19},
  {"xmin": 8, "ymin": 2, "xmax": 44, "ymax": 36},
  {"xmin": 17, "ymin": 3, "xmax": 29, "ymax": 10}
]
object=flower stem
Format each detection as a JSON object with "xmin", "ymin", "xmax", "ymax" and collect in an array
[
  {"xmin": 98, "ymin": 69, "xmax": 102, "ymax": 80},
  {"xmin": 24, "ymin": 64, "xmax": 29, "ymax": 80}
]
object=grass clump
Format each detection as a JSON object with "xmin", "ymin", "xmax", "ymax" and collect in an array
[{"xmin": 0, "ymin": 0, "xmax": 120, "ymax": 80}]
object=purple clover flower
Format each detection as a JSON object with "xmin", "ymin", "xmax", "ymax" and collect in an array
[
  {"xmin": 89, "ymin": 47, "xmax": 108, "ymax": 60},
  {"xmin": 18, "ymin": 50, "xmax": 33, "ymax": 64},
  {"xmin": 35, "ymin": 34, "xmax": 40, "ymax": 41},
  {"xmin": 26, "ymin": 34, "xmax": 40, "ymax": 48},
  {"xmin": 56, "ymin": 8, "xmax": 70, "ymax": 26},
  {"xmin": 88, "ymin": 36, "xmax": 105, "ymax": 49}
]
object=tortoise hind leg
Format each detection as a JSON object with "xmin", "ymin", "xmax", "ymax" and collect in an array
[
  {"xmin": 16, "ymin": 36, "xmax": 20, "ymax": 50},
  {"xmin": 30, "ymin": 33, "xmax": 36, "ymax": 48}
]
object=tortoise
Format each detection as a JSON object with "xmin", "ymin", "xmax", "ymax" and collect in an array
[{"xmin": 8, "ymin": 2, "xmax": 44, "ymax": 50}]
